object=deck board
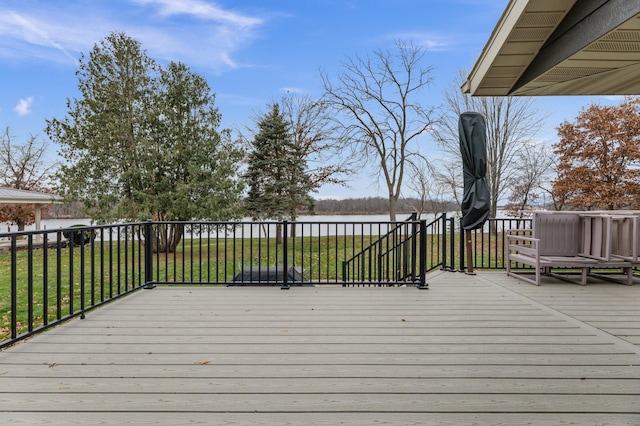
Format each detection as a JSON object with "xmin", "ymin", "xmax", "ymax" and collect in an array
[
  {"xmin": 4, "ymin": 376, "xmax": 640, "ymax": 395},
  {"xmin": 3, "ymin": 393, "xmax": 640, "ymax": 413},
  {"xmin": 1, "ymin": 271, "xmax": 640, "ymax": 424},
  {"xmin": 2, "ymin": 412, "xmax": 639, "ymax": 426}
]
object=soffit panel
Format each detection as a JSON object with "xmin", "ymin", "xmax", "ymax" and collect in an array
[
  {"xmin": 512, "ymin": 62, "xmax": 640, "ymax": 96},
  {"xmin": 463, "ymin": 0, "xmax": 640, "ymax": 96},
  {"xmin": 462, "ymin": 0, "xmax": 576, "ymax": 96},
  {"xmin": 510, "ymin": 17, "xmax": 640, "ymax": 95}
]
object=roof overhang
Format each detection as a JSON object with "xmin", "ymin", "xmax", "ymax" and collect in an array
[
  {"xmin": 0, "ymin": 187, "xmax": 62, "ymax": 205},
  {"xmin": 463, "ymin": 0, "xmax": 640, "ymax": 96}
]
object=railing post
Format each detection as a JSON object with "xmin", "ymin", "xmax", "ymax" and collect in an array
[
  {"xmin": 441, "ymin": 213, "xmax": 448, "ymax": 270},
  {"xmin": 341, "ymin": 260, "xmax": 347, "ymax": 286},
  {"xmin": 43, "ymin": 233, "xmax": 49, "ymax": 326},
  {"xmin": 410, "ymin": 219, "xmax": 418, "ymax": 282},
  {"xmin": 69, "ymin": 235, "xmax": 74, "ymax": 314},
  {"xmin": 79, "ymin": 234, "xmax": 86, "ymax": 319},
  {"xmin": 27, "ymin": 235, "xmax": 34, "ymax": 330},
  {"xmin": 281, "ymin": 220, "xmax": 290, "ymax": 290},
  {"xmin": 144, "ymin": 220, "xmax": 156, "ymax": 289},
  {"xmin": 459, "ymin": 217, "xmax": 465, "ymax": 272},
  {"xmin": 10, "ymin": 236, "xmax": 17, "ymax": 339},
  {"xmin": 417, "ymin": 220, "xmax": 428, "ymax": 289},
  {"xmin": 449, "ymin": 217, "xmax": 456, "ymax": 272},
  {"xmin": 377, "ymin": 239, "xmax": 383, "ymax": 284},
  {"xmin": 406, "ymin": 212, "xmax": 416, "ymax": 283}
]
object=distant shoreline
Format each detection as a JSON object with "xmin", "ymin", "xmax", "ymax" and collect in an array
[{"xmin": 41, "ymin": 197, "xmax": 460, "ymax": 219}]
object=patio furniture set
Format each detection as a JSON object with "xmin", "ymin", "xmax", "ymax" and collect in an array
[{"xmin": 506, "ymin": 211, "xmax": 639, "ymax": 286}]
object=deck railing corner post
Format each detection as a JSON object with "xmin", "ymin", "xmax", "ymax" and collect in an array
[
  {"xmin": 281, "ymin": 220, "xmax": 290, "ymax": 290},
  {"xmin": 417, "ymin": 219, "xmax": 428, "ymax": 289},
  {"xmin": 144, "ymin": 220, "xmax": 156, "ymax": 289},
  {"xmin": 10, "ymin": 236, "xmax": 18, "ymax": 338},
  {"xmin": 459, "ymin": 218, "xmax": 466, "ymax": 272},
  {"xmin": 341, "ymin": 260, "xmax": 347, "ymax": 286},
  {"xmin": 441, "ymin": 213, "xmax": 448, "ymax": 270},
  {"xmin": 449, "ymin": 216, "xmax": 456, "ymax": 272}
]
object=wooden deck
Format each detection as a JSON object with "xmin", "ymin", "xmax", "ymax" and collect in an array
[{"xmin": 1, "ymin": 271, "xmax": 639, "ymax": 425}]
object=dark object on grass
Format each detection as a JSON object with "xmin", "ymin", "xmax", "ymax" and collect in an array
[
  {"xmin": 62, "ymin": 224, "xmax": 96, "ymax": 246},
  {"xmin": 229, "ymin": 266, "xmax": 312, "ymax": 286}
]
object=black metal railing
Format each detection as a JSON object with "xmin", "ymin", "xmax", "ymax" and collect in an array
[
  {"xmin": 341, "ymin": 213, "xmax": 426, "ymax": 285},
  {"xmin": 432, "ymin": 216, "xmax": 534, "ymax": 272},
  {"xmin": 1, "ymin": 218, "xmax": 437, "ymax": 348},
  {"xmin": 410, "ymin": 215, "xmax": 640, "ymax": 274},
  {"xmin": 0, "ymin": 223, "xmax": 149, "ymax": 349},
  {"xmin": 3, "ymin": 215, "xmax": 635, "ymax": 348},
  {"xmin": 418, "ymin": 213, "xmax": 449, "ymax": 273},
  {"xmin": 459, "ymin": 217, "xmax": 533, "ymax": 271},
  {"xmin": 146, "ymin": 219, "xmax": 428, "ymax": 287}
]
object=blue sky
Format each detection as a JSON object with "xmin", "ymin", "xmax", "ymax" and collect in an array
[{"xmin": 0, "ymin": 0, "xmax": 621, "ymax": 200}]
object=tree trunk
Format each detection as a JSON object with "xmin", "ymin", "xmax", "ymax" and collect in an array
[
  {"xmin": 276, "ymin": 223, "xmax": 283, "ymax": 245},
  {"xmin": 151, "ymin": 222, "xmax": 184, "ymax": 253},
  {"xmin": 289, "ymin": 213, "xmax": 297, "ymax": 237},
  {"xmin": 488, "ymin": 204, "xmax": 498, "ymax": 235},
  {"xmin": 388, "ymin": 196, "xmax": 398, "ymax": 221}
]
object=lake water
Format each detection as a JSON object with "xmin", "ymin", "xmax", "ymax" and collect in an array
[
  {"xmin": 5, "ymin": 213, "xmax": 460, "ymax": 233},
  {"xmin": 0, "ymin": 211, "xmax": 526, "ymax": 241},
  {"xmin": 1, "ymin": 213, "xmax": 463, "ymax": 240}
]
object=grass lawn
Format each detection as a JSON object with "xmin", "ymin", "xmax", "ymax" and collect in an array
[{"xmin": 0, "ymin": 240, "xmax": 144, "ymax": 341}]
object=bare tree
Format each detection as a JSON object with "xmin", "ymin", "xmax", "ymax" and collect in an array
[
  {"xmin": 405, "ymin": 159, "xmax": 431, "ymax": 218},
  {"xmin": 320, "ymin": 40, "xmax": 437, "ymax": 221},
  {"xmin": 504, "ymin": 141, "xmax": 554, "ymax": 217},
  {"xmin": 432, "ymin": 70, "xmax": 548, "ymax": 220},
  {"xmin": 406, "ymin": 157, "xmax": 455, "ymax": 219},
  {"xmin": 540, "ymin": 156, "xmax": 567, "ymax": 211},
  {"xmin": 0, "ymin": 127, "xmax": 54, "ymax": 230},
  {"xmin": 279, "ymin": 93, "xmax": 351, "ymax": 190},
  {"xmin": 434, "ymin": 161, "xmax": 464, "ymax": 212}
]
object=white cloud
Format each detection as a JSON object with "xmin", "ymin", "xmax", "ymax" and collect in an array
[
  {"xmin": 0, "ymin": 2, "xmax": 266, "ymax": 72},
  {"xmin": 14, "ymin": 97, "xmax": 33, "ymax": 116},
  {"xmin": 126, "ymin": 0, "xmax": 264, "ymax": 70},
  {"xmin": 279, "ymin": 87, "xmax": 307, "ymax": 94},
  {"xmin": 130, "ymin": 0, "xmax": 263, "ymax": 27},
  {"xmin": 390, "ymin": 32, "xmax": 450, "ymax": 52},
  {"xmin": 0, "ymin": 10, "xmax": 80, "ymax": 63}
]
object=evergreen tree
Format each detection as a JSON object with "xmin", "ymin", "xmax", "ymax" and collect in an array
[
  {"xmin": 244, "ymin": 104, "xmax": 314, "ymax": 240},
  {"xmin": 47, "ymin": 32, "xmax": 244, "ymax": 251}
]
